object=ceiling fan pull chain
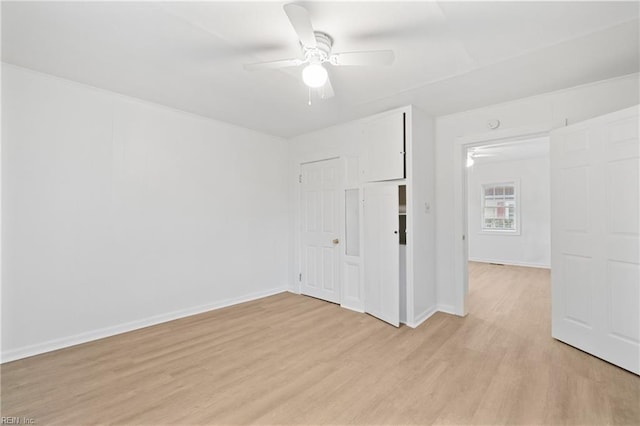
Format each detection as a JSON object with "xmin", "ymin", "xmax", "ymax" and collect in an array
[{"xmin": 308, "ymin": 87, "xmax": 312, "ymax": 106}]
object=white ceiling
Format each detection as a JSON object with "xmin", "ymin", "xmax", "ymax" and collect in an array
[{"xmin": 2, "ymin": 1, "xmax": 638, "ymax": 138}]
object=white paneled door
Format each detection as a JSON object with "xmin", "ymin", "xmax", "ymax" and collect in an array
[
  {"xmin": 363, "ymin": 184, "xmax": 400, "ymax": 327},
  {"xmin": 551, "ymin": 106, "xmax": 639, "ymax": 374},
  {"xmin": 300, "ymin": 159, "xmax": 341, "ymax": 304}
]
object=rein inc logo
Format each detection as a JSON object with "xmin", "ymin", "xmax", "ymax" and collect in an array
[{"xmin": 1, "ymin": 418, "xmax": 35, "ymax": 425}]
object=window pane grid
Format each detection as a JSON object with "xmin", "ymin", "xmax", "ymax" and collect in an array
[{"xmin": 481, "ymin": 183, "xmax": 517, "ymax": 232}]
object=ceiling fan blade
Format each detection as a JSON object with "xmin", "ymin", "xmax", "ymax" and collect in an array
[
  {"xmin": 243, "ymin": 58, "xmax": 303, "ymax": 71},
  {"xmin": 321, "ymin": 76, "xmax": 335, "ymax": 99},
  {"xmin": 330, "ymin": 50, "xmax": 395, "ymax": 66},
  {"xmin": 283, "ymin": 3, "xmax": 317, "ymax": 48}
]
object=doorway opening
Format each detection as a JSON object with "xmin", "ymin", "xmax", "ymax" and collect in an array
[{"xmin": 463, "ymin": 136, "xmax": 551, "ymax": 315}]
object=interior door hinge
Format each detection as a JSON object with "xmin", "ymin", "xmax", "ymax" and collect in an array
[
  {"xmin": 298, "ymin": 174, "xmax": 302, "ymax": 183},
  {"xmin": 299, "ymin": 273, "xmax": 302, "ymax": 282}
]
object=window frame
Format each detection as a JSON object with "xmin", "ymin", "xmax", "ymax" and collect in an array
[{"xmin": 479, "ymin": 180, "xmax": 521, "ymax": 235}]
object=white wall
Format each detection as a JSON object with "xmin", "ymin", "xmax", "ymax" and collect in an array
[
  {"xmin": 435, "ymin": 73, "xmax": 640, "ymax": 314},
  {"xmin": 1, "ymin": 64, "xmax": 290, "ymax": 361},
  {"xmin": 467, "ymin": 155, "xmax": 550, "ymax": 268},
  {"xmin": 408, "ymin": 111, "xmax": 436, "ymax": 321},
  {"xmin": 3, "ymin": 64, "xmax": 637, "ymax": 360}
]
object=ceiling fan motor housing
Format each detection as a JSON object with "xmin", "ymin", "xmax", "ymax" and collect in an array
[{"xmin": 303, "ymin": 32, "xmax": 333, "ymax": 64}]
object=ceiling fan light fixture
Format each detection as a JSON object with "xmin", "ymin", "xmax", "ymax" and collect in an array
[
  {"xmin": 244, "ymin": 4, "xmax": 394, "ymax": 100},
  {"xmin": 466, "ymin": 154, "xmax": 475, "ymax": 168},
  {"xmin": 302, "ymin": 63, "xmax": 328, "ymax": 88}
]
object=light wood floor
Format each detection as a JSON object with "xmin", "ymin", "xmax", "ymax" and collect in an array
[{"xmin": 2, "ymin": 262, "xmax": 639, "ymax": 425}]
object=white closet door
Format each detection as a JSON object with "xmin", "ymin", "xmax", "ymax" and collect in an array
[
  {"xmin": 300, "ymin": 159, "xmax": 341, "ymax": 304},
  {"xmin": 362, "ymin": 112, "xmax": 405, "ymax": 182},
  {"xmin": 363, "ymin": 184, "xmax": 400, "ymax": 327},
  {"xmin": 551, "ymin": 105, "xmax": 639, "ymax": 374}
]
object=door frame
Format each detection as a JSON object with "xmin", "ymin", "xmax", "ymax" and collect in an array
[
  {"xmin": 296, "ymin": 156, "xmax": 343, "ymax": 301},
  {"xmin": 453, "ymin": 123, "xmax": 558, "ymax": 316}
]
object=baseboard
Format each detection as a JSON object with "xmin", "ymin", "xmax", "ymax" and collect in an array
[
  {"xmin": 405, "ymin": 304, "xmax": 463, "ymax": 328},
  {"xmin": 436, "ymin": 304, "xmax": 458, "ymax": 316},
  {"xmin": 469, "ymin": 257, "xmax": 550, "ymax": 269},
  {"xmin": 406, "ymin": 305, "xmax": 438, "ymax": 328},
  {"xmin": 1, "ymin": 286, "xmax": 288, "ymax": 364},
  {"xmin": 340, "ymin": 303, "xmax": 365, "ymax": 314}
]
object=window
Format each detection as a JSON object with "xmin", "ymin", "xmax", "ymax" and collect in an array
[{"xmin": 481, "ymin": 182, "xmax": 519, "ymax": 233}]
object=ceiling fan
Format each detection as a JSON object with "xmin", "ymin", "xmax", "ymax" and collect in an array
[
  {"xmin": 243, "ymin": 3, "xmax": 395, "ymax": 99},
  {"xmin": 467, "ymin": 147, "xmax": 498, "ymax": 167}
]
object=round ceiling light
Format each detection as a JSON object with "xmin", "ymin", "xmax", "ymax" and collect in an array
[{"xmin": 302, "ymin": 63, "xmax": 328, "ymax": 88}]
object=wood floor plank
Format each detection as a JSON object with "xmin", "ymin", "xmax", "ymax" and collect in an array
[{"xmin": 2, "ymin": 262, "xmax": 639, "ymax": 425}]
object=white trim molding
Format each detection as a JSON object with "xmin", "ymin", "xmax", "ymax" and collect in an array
[
  {"xmin": 404, "ymin": 304, "xmax": 462, "ymax": 328},
  {"xmin": 406, "ymin": 306, "xmax": 438, "ymax": 329},
  {"xmin": 453, "ymin": 122, "xmax": 559, "ymax": 317},
  {"xmin": 1, "ymin": 287, "xmax": 288, "ymax": 364},
  {"xmin": 469, "ymin": 258, "xmax": 550, "ymax": 269},
  {"xmin": 436, "ymin": 304, "xmax": 458, "ymax": 316}
]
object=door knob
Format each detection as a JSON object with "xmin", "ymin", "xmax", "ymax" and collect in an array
[{"xmin": 332, "ymin": 238, "xmax": 340, "ymax": 244}]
